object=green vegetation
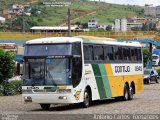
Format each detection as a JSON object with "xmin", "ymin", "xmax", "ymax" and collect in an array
[
  {"xmin": 143, "ymin": 48, "xmax": 151, "ymax": 67},
  {"xmin": 0, "ymin": 80, "xmax": 22, "ymax": 96},
  {"xmin": 0, "ymin": 0, "xmax": 145, "ymax": 31},
  {"xmin": 0, "ymin": 49, "xmax": 20, "ymax": 96},
  {"xmin": 156, "ymin": 68, "xmax": 160, "ymax": 76},
  {"xmin": 0, "ymin": 0, "xmax": 31, "ymax": 10},
  {"xmin": 40, "ymin": 1, "xmax": 144, "ymax": 25},
  {"xmin": 0, "ymin": 49, "xmax": 15, "ymax": 84}
]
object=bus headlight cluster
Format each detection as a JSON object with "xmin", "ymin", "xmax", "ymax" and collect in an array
[
  {"xmin": 24, "ymin": 96, "xmax": 32, "ymax": 102},
  {"xmin": 58, "ymin": 96, "xmax": 67, "ymax": 100}
]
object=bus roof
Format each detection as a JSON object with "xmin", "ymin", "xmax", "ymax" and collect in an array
[{"xmin": 26, "ymin": 36, "xmax": 142, "ymax": 47}]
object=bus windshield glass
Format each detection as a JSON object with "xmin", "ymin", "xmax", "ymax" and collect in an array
[
  {"xmin": 23, "ymin": 58, "xmax": 71, "ymax": 86},
  {"xmin": 152, "ymin": 56, "xmax": 158, "ymax": 59},
  {"xmin": 25, "ymin": 44, "xmax": 72, "ymax": 56}
]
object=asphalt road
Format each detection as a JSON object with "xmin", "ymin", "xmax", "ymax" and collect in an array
[{"xmin": 0, "ymin": 81, "xmax": 160, "ymax": 120}]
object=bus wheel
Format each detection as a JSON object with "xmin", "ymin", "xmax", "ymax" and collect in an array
[
  {"xmin": 156, "ymin": 79, "xmax": 159, "ymax": 83},
  {"xmin": 129, "ymin": 86, "xmax": 133, "ymax": 100},
  {"xmin": 82, "ymin": 89, "xmax": 90, "ymax": 108},
  {"xmin": 123, "ymin": 84, "xmax": 129, "ymax": 101},
  {"xmin": 40, "ymin": 104, "xmax": 50, "ymax": 110}
]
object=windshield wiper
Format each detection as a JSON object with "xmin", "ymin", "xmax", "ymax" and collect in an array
[{"xmin": 46, "ymin": 71, "xmax": 57, "ymax": 86}]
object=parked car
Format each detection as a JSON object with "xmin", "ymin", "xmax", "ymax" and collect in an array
[{"xmin": 144, "ymin": 69, "xmax": 159, "ymax": 84}]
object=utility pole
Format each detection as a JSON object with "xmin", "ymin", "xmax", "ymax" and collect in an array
[
  {"xmin": 68, "ymin": 8, "xmax": 71, "ymax": 37},
  {"xmin": 22, "ymin": 12, "xmax": 25, "ymax": 33}
]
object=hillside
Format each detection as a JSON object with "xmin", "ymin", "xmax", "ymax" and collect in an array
[
  {"xmin": 0, "ymin": 0, "xmax": 33, "ymax": 10},
  {"xmin": 30, "ymin": 0, "xmax": 144, "ymax": 26},
  {"xmin": 0, "ymin": 0, "xmax": 145, "ymax": 31}
]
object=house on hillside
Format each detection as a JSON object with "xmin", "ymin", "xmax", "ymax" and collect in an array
[
  {"xmin": 11, "ymin": 4, "xmax": 24, "ymax": 14},
  {"xmin": 88, "ymin": 18, "xmax": 98, "ymax": 29},
  {"xmin": 98, "ymin": 24, "xmax": 107, "ymax": 30},
  {"xmin": 2, "ymin": 14, "xmax": 12, "ymax": 19},
  {"xmin": 0, "ymin": 17, "xmax": 6, "ymax": 23}
]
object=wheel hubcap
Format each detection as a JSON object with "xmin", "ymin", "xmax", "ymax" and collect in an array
[
  {"xmin": 84, "ymin": 92, "xmax": 89, "ymax": 106},
  {"xmin": 130, "ymin": 87, "xmax": 133, "ymax": 99},
  {"xmin": 125, "ymin": 89, "xmax": 128, "ymax": 100}
]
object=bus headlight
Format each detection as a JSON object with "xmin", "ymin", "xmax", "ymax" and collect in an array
[
  {"xmin": 58, "ymin": 96, "xmax": 67, "ymax": 100},
  {"xmin": 24, "ymin": 96, "xmax": 32, "ymax": 102}
]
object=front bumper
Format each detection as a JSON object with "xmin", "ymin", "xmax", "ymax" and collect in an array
[{"xmin": 22, "ymin": 93, "xmax": 77, "ymax": 104}]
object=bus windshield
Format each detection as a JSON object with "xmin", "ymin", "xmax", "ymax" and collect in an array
[
  {"xmin": 23, "ymin": 58, "xmax": 71, "ymax": 86},
  {"xmin": 152, "ymin": 56, "xmax": 159, "ymax": 59}
]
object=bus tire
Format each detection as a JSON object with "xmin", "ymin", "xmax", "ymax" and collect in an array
[
  {"xmin": 128, "ymin": 86, "xmax": 133, "ymax": 100},
  {"xmin": 40, "ymin": 104, "xmax": 50, "ymax": 110},
  {"xmin": 156, "ymin": 79, "xmax": 158, "ymax": 83},
  {"xmin": 82, "ymin": 89, "xmax": 90, "ymax": 108},
  {"xmin": 123, "ymin": 84, "xmax": 129, "ymax": 101}
]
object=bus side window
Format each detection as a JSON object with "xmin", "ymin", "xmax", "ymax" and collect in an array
[
  {"xmin": 114, "ymin": 46, "xmax": 119, "ymax": 60},
  {"xmin": 131, "ymin": 48, "xmax": 136, "ymax": 61},
  {"xmin": 84, "ymin": 45, "xmax": 93, "ymax": 61},
  {"xmin": 127, "ymin": 48, "xmax": 131, "ymax": 61},
  {"xmin": 118, "ymin": 47, "xmax": 123, "ymax": 60},
  {"xmin": 123, "ymin": 47, "xmax": 131, "ymax": 61},
  {"xmin": 93, "ymin": 46, "xmax": 104, "ymax": 61},
  {"xmin": 72, "ymin": 57, "xmax": 82, "ymax": 88},
  {"xmin": 138, "ymin": 48, "xmax": 142, "ymax": 61},
  {"xmin": 104, "ymin": 46, "xmax": 114, "ymax": 61}
]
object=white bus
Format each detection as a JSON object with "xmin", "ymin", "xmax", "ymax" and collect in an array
[
  {"xmin": 22, "ymin": 36, "xmax": 144, "ymax": 109},
  {"xmin": 152, "ymin": 54, "xmax": 159, "ymax": 66}
]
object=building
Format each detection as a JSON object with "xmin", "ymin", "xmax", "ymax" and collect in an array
[
  {"xmin": 0, "ymin": 17, "xmax": 5, "ymax": 23},
  {"xmin": 144, "ymin": 4, "xmax": 156, "ymax": 17},
  {"xmin": 144, "ymin": 4, "xmax": 160, "ymax": 18},
  {"xmin": 127, "ymin": 22, "xmax": 143, "ymax": 31},
  {"xmin": 121, "ymin": 18, "xmax": 127, "ymax": 32},
  {"xmin": 11, "ymin": 4, "xmax": 24, "ymax": 14},
  {"xmin": 114, "ymin": 18, "xmax": 127, "ymax": 32},
  {"xmin": 2, "ymin": 14, "xmax": 12, "ymax": 19},
  {"xmin": 98, "ymin": 24, "xmax": 107, "ymax": 30},
  {"xmin": 128, "ymin": 17, "xmax": 147, "ymax": 23},
  {"xmin": 88, "ymin": 18, "xmax": 98, "ymax": 29},
  {"xmin": 114, "ymin": 19, "xmax": 120, "ymax": 32},
  {"xmin": 30, "ymin": 26, "xmax": 83, "ymax": 32},
  {"xmin": 156, "ymin": 6, "xmax": 160, "ymax": 18},
  {"xmin": 114, "ymin": 17, "xmax": 149, "ymax": 31}
]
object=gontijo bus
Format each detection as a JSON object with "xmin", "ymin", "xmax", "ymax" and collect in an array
[{"xmin": 22, "ymin": 36, "xmax": 144, "ymax": 109}]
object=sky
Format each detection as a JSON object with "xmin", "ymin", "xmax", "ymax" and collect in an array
[{"xmin": 91, "ymin": 0, "xmax": 160, "ymax": 6}]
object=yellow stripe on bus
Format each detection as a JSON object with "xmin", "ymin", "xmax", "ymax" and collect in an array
[{"xmin": 104, "ymin": 64, "xmax": 124, "ymax": 97}]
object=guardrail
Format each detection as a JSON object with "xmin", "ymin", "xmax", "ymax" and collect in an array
[{"xmin": 0, "ymin": 31, "xmax": 158, "ymax": 40}]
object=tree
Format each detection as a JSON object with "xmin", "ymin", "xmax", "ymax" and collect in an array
[
  {"xmin": 143, "ymin": 48, "xmax": 150, "ymax": 67},
  {"xmin": 106, "ymin": 25, "xmax": 112, "ymax": 31},
  {"xmin": 142, "ymin": 22, "xmax": 156, "ymax": 31},
  {"xmin": 75, "ymin": 21, "xmax": 81, "ymax": 27},
  {"xmin": 0, "ymin": 49, "xmax": 15, "ymax": 84},
  {"xmin": 81, "ymin": 22, "xmax": 88, "ymax": 29}
]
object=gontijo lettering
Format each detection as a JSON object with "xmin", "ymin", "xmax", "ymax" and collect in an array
[{"xmin": 115, "ymin": 66, "xmax": 130, "ymax": 73}]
